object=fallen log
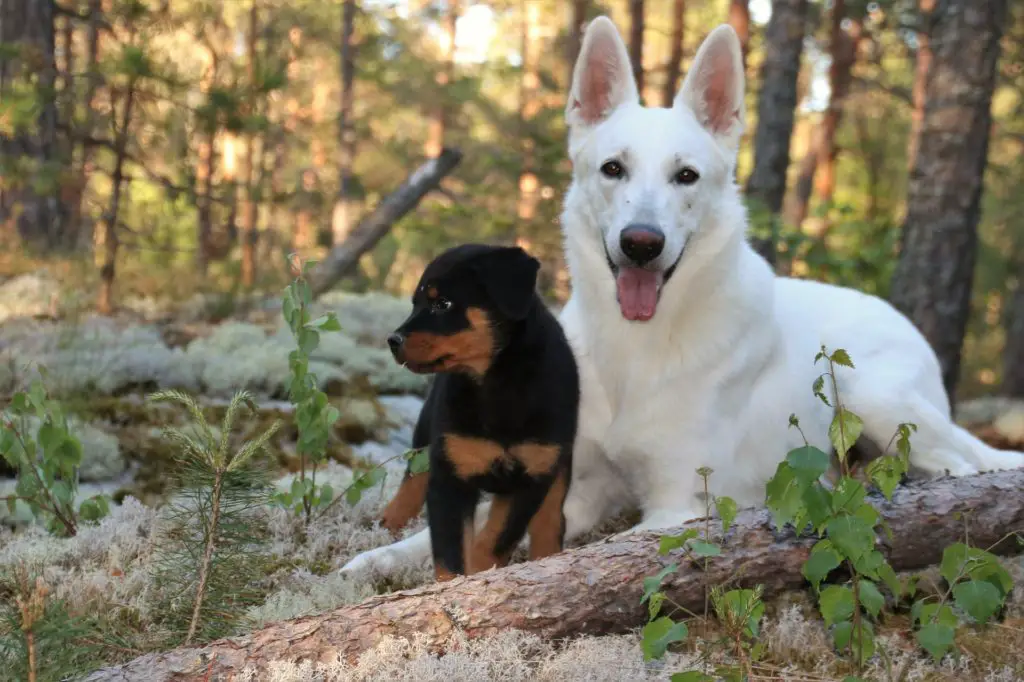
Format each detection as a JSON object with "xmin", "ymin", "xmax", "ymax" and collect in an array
[
  {"xmin": 308, "ymin": 148, "xmax": 463, "ymax": 299},
  {"xmin": 84, "ymin": 469, "xmax": 1024, "ymax": 681}
]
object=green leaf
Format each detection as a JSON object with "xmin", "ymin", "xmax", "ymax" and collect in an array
[
  {"xmin": 813, "ymin": 375, "xmax": 832, "ymax": 406},
  {"xmin": 317, "ymin": 483, "xmax": 335, "ymax": 508},
  {"xmin": 830, "ymin": 349, "xmax": 855, "ymax": 368},
  {"xmin": 689, "ymin": 541, "xmax": 721, "ymax": 558},
  {"xmin": 641, "ymin": 616, "xmax": 688, "ymax": 661},
  {"xmin": 641, "ymin": 563, "xmax": 679, "ymax": 603},
  {"xmin": 866, "ymin": 455, "xmax": 904, "ymax": 500},
  {"xmin": 715, "ymin": 495, "xmax": 737, "ymax": 534},
  {"xmin": 804, "ymin": 541, "xmax": 842, "ymax": 591},
  {"xmin": 786, "ymin": 445, "xmax": 831, "ymax": 482},
  {"xmin": 833, "ymin": 620, "xmax": 875, "ymax": 666},
  {"xmin": 765, "ymin": 463, "xmax": 805, "ymax": 529},
  {"xmin": 916, "ymin": 622, "xmax": 955, "ymax": 662},
  {"xmin": 858, "ymin": 579, "xmax": 885, "ymax": 618},
  {"xmin": 819, "ymin": 585, "xmax": 855, "ymax": 627},
  {"xmin": 307, "ymin": 313, "xmax": 342, "ymax": 332},
  {"xmin": 912, "ymin": 601, "xmax": 958, "ymax": 628},
  {"xmin": 648, "ymin": 591, "xmax": 665, "ymax": 620},
  {"xmin": 952, "ymin": 580, "xmax": 1003, "ymax": 624},
  {"xmin": 826, "ymin": 514, "xmax": 875, "ymax": 563},
  {"xmin": 829, "ymin": 410, "xmax": 864, "ymax": 462},
  {"xmin": 659, "ymin": 529, "xmax": 698, "ymax": 555},
  {"xmin": 345, "ymin": 484, "xmax": 363, "ymax": 506},
  {"xmin": 830, "ymin": 478, "xmax": 866, "ymax": 515},
  {"xmin": 801, "ymin": 483, "xmax": 833, "ymax": 531},
  {"xmin": 408, "ymin": 448, "xmax": 430, "ymax": 475},
  {"xmin": 878, "ymin": 563, "xmax": 902, "ymax": 600}
]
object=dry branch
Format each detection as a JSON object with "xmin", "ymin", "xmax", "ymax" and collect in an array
[
  {"xmin": 84, "ymin": 469, "xmax": 1024, "ymax": 681},
  {"xmin": 308, "ymin": 148, "xmax": 463, "ymax": 298}
]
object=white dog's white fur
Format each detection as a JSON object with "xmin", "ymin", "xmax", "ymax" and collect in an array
[{"xmin": 340, "ymin": 18, "xmax": 1024, "ymax": 577}]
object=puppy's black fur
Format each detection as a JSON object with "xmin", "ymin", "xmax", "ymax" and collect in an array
[{"xmin": 385, "ymin": 244, "xmax": 580, "ymax": 580}]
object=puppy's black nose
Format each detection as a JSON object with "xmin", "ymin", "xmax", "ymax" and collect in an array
[
  {"xmin": 619, "ymin": 224, "xmax": 665, "ymax": 265},
  {"xmin": 387, "ymin": 332, "xmax": 405, "ymax": 355}
]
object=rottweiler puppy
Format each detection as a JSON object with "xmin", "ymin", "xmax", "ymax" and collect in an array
[{"xmin": 384, "ymin": 243, "xmax": 580, "ymax": 581}]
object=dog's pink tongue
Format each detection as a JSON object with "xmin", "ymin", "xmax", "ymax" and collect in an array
[{"xmin": 616, "ymin": 268, "xmax": 660, "ymax": 321}]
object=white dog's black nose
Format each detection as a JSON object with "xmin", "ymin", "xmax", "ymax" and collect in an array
[{"xmin": 620, "ymin": 224, "xmax": 665, "ymax": 265}]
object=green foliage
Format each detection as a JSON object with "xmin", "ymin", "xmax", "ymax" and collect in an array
[
  {"xmin": 1, "ymin": 377, "xmax": 111, "ymax": 536},
  {"xmin": 147, "ymin": 388, "xmax": 279, "ymax": 646},
  {"xmin": 275, "ymin": 260, "xmax": 342, "ymax": 522},
  {"xmin": 767, "ymin": 347, "xmax": 914, "ymax": 671}
]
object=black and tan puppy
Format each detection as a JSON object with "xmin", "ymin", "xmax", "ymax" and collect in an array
[{"xmin": 384, "ymin": 243, "xmax": 580, "ymax": 581}]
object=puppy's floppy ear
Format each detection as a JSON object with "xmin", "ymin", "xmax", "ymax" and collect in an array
[{"xmin": 469, "ymin": 246, "xmax": 540, "ymax": 321}]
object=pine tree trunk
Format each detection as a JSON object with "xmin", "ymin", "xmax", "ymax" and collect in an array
[
  {"xmin": 424, "ymin": 1, "xmax": 459, "ymax": 159},
  {"xmin": 908, "ymin": 0, "xmax": 936, "ymax": 169},
  {"xmin": 727, "ymin": 0, "xmax": 750, "ymax": 72},
  {"xmin": 628, "ymin": 0, "xmax": 644, "ymax": 100},
  {"xmin": 68, "ymin": 0, "xmax": 103, "ymax": 248},
  {"xmin": 744, "ymin": 0, "xmax": 808, "ymax": 265},
  {"xmin": 662, "ymin": 0, "xmax": 685, "ymax": 107},
  {"xmin": 516, "ymin": 1, "xmax": 540, "ymax": 222},
  {"xmin": 1003, "ymin": 259, "xmax": 1024, "ymax": 398},
  {"xmin": 97, "ymin": 78, "xmax": 137, "ymax": 315},
  {"xmin": 239, "ymin": 1, "xmax": 259, "ymax": 288},
  {"xmin": 789, "ymin": 4, "xmax": 862, "ymax": 230},
  {"xmin": 0, "ymin": 0, "xmax": 65, "ymax": 251},
  {"xmin": 889, "ymin": 0, "xmax": 1008, "ymax": 404},
  {"xmin": 566, "ymin": 0, "xmax": 588, "ymax": 87},
  {"xmin": 83, "ymin": 469, "xmax": 1024, "ymax": 681},
  {"xmin": 331, "ymin": 0, "xmax": 358, "ymax": 246}
]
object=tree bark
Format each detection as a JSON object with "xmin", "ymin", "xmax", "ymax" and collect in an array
[
  {"xmin": 1004, "ymin": 259, "xmax": 1024, "ymax": 398},
  {"xmin": 744, "ymin": 0, "xmax": 808, "ymax": 266},
  {"xmin": 97, "ymin": 77, "xmax": 137, "ymax": 315},
  {"xmin": 424, "ymin": 0, "xmax": 458, "ymax": 159},
  {"xmin": 889, "ymin": 0, "xmax": 1008, "ymax": 404},
  {"xmin": 727, "ymin": 0, "xmax": 750, "ymax": 72},
  {"xmin": 789, "ymin": 4, "xmax": 863, "ymax": 230},
  {"xmin": 307, "ymin": 148, "xmax": 463, "ymax": 298},
  {"xmin": 330, "ymin": 0, "xmax": 358, "ymax": 246},
  {"xmin": 516, "ymin": 1, "xmax": 540, "ymax": 222},
  {"xmin": 566, "ymin": 0, "xmax": 588, "ymax": 88},
  {"xmin": 907, "ymin": 0, "xmax": 936, "ymax": 169},
  {"xmin": 239, "ymin": 0, "xmax": 260, "ymax": 288},
  {"xmin": 628, "ymin": 0, "xmax": 644, "ymax": 100},
  {"xmin": 662, "ymin": 0, "xmax": 685, "ymax": 107},
  {"xmin": 0, "ymin": 0, "xmax": 65, "ymax": 250},
  {"xmin": 83, "ymin": 469, "xmax": 1024, "ymax": 681}
]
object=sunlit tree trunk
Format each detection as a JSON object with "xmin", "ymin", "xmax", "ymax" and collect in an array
[
  {"xmin": 662, "ymin": 0, "xmax": 684, "ymax": 107},
  {"xmin": 424, "ymin": 0, "xmax": 458, "ymax": 158},
  {"xmin": 628, "ymin": 0, "xmax": 644, "ymax": 101},
  {"xmin": 331, "ymin": 0, "xmax": 358, "ymax": 245},
  {"xmin": 516, "ymin": 1, "xmax": 540, "ymax": 223},
  {"xmin": 239, "ymin": 0, "xmax": 260, "ymax": 288},
  {"xmin": 890, "ymin": 0, "xmax": 1008, "ymax": 403},
  {"xmin": 1005, "ymin": 259, "xmax": 1024, "ymax": 398},
  {"xmin": 728, "ymin": 0, "xmax": 750, "ymax": 72},
  {"xmin": 744, "ymin": 0, "xmax": 808, "ymax": 265},
  {"xmin": 907, "ymin": 0, "xmax": 935, "ymax": 169},
  {"xmin": 789, "ymin": 3, "xmax": 863, "ymax": 230},
  {"xmin": 566, "ymin": 0, "xmax": 588, "ymax": 87}
]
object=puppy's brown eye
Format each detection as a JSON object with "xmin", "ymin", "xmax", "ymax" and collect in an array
[
  {"xmin": 431, "ymin": 298, "xmax": 452, "ymax": 314},
  {"xmin": 600, "ymin": 160, "xmax": 624, "ymax": 179},
  {"xmin": 673, "ymin": 167, "xmax": 699, "ymax": 185}
]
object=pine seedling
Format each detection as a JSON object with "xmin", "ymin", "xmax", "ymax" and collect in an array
[{"xmin": 147, "ymin": 389, "xmax": 279, "ymax": 646}]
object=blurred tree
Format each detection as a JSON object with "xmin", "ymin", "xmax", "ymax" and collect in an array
[
  {"xmin": 907, "ymin": 0, "xmax": 934, "ymax": 168},
  {"xmin": 424, "ymin": 0, "xmax": 459, "ymax": 159},
  {"xmin": 790, "ymin": 0, "xmax": 865, "ymax": 231},
  {"xmin": 628, "ymin": 0, "xmax": 644, "ymax": 101},
  {"xmin": 566, "ymin": 0, "xmax": 589, "ymax": 86},
  {"xmin": 727, "ymin": 0, "xmax": 749, "ymax": 72},
  {"xmin": 662, "ymin": 0, "xmax": 684, "ymax": 107},
  {"xmin": 330, "ymin": 0, "xmax": 358, "ymax": 246},
  {"xmin": 517, "ymin": 0, "xmax": 541, "ymax": 222},
  {"xmin": 744, "ymin": 0, "xmax": 809, "ymax": 265},
  {"xmin": 239, "ymin": 0, "xmax": 260, "ymax": 288},
  {"xmin": 890, "ymin": 0, "xmax": 1008, "ymax": 402},
  {"xmin": 1005, "ymin": 256, "xmax": 1024, "ymax": 397}
]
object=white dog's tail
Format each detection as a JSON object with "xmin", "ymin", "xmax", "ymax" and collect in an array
[{"xmin": 950, "ymin": 422, "xmax": 1024, "ymax": 472}]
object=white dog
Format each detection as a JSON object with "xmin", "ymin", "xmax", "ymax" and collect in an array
[{"xmin": 341, "ymin": 18, "xmax": 1024, "ymax": 577}]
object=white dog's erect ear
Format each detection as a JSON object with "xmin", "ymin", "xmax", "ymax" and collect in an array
[
  {"xmin": 676, "ymin": 24, "xmax": 745, "ymax": 150},
  {"xmin": 565, "ymin": 16, "xmax": 638, "ymax": 130}
]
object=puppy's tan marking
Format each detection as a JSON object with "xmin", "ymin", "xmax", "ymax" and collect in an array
[
  {"xmin": 467, "ymin": 496, "xmax": 514, "ymax": 574},
  {"xmin": 527, "ymin": 470, "xmax": 568, "ymax": 560},
  {"xmin": 509, "ymin": 443, "xmax": 561, "ymax": 476},
  {"xmin": 380, "ymin": 471, "xmax": 428, "ymax": 537},
  {"xmin": 402, "ymin": 307, "xmax": 495, "ymax": 377},
  {"xmin": 444, "ymin": 434, "xmax": 505, "ymax": 479}
]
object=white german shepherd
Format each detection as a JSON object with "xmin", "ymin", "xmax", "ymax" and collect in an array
[{"xmin": 341, "ymin": 18, "xmax": 1023, "ymax": 577}]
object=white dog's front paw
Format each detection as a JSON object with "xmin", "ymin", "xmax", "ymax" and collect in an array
[{"xmin": 338, "ymin": 545, "xmax": 404, "ymax": 577}]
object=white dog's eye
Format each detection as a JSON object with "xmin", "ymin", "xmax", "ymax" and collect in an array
[
  {"xmin": 600, "ymin": 160, "xmax": 625, "ymax": 179},
  {"xmin": 673, "ymin": 167, "xmax": 700, "ymax": 185}
]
